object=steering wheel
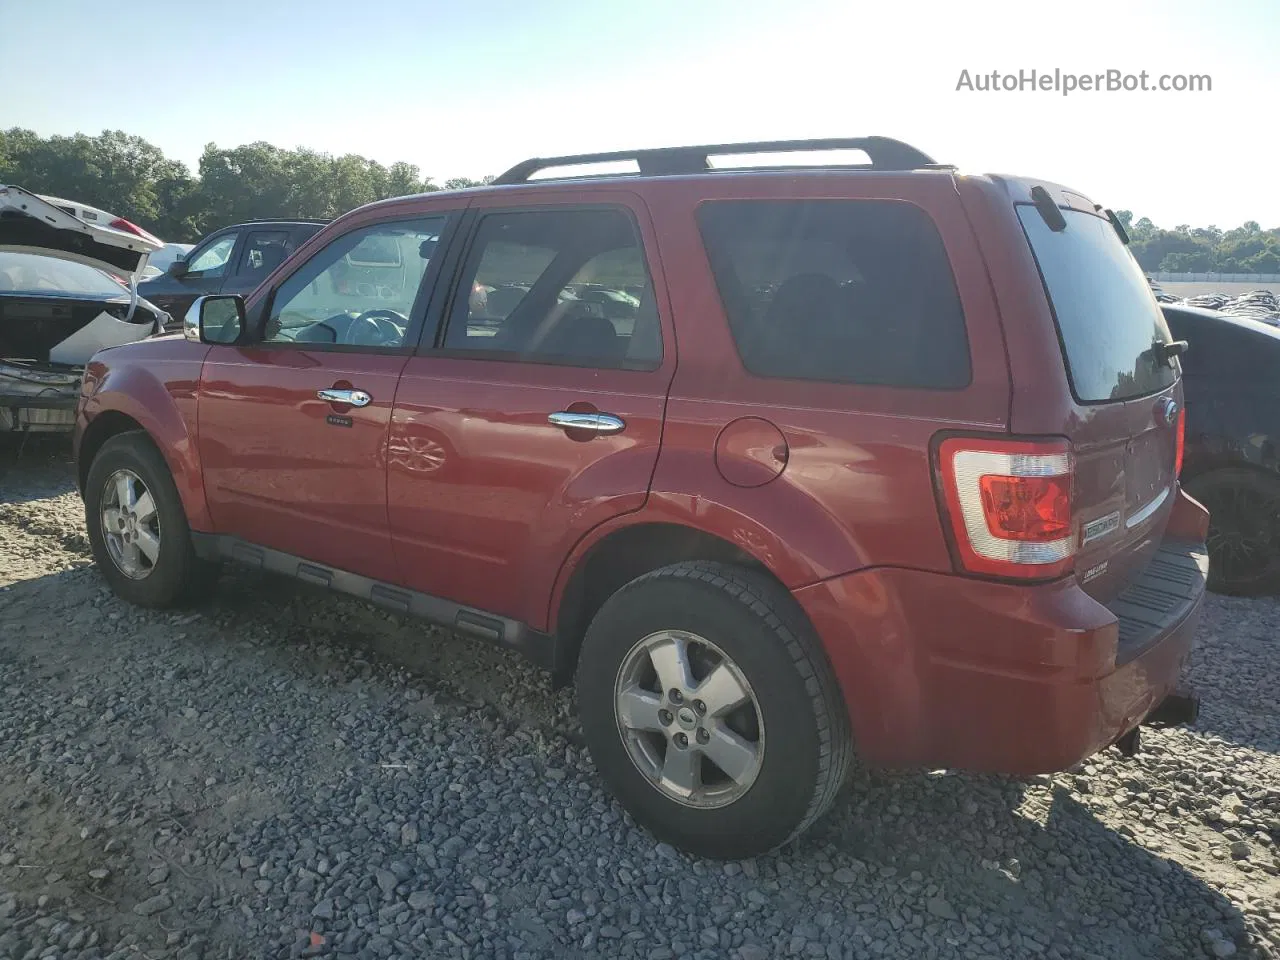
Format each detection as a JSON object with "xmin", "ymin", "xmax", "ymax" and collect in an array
[{"xmin": 342, "ymin": 309, "xmax": 408, "ymax": 346}]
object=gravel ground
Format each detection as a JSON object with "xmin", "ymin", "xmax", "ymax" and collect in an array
[{"xmin": 1, "ymin": 437, "xmax": 1277, "ymax": 960}]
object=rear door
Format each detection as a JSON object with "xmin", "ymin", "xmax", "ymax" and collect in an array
[
  {"xmin": 1014, "ymin": 202, "xmax": 1182, "ymax": 601},
  {"xmin": 387, "ymin": 193, "xmax": 674, "ymax": 629}
]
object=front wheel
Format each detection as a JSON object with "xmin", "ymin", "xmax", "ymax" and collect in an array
[
  {"xmin": 1184, "ymin": 468, "xmax": 1280, "ymax": 596},
  {"xmin": 84, "ymin": 431, "xmax": 218, "ymax": 607},
  {"xmin": 576, "ymin": 561, "xmax": 852, "ymax": 859}
]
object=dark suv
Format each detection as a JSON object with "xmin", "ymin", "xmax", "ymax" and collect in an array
[
  {"xmin": 137, "ymin": 218, "xmax": 326, "ymax": 326},
  {"xmin": 74, "ymin": 138, "xmax": 1208, "ymax": 859}
]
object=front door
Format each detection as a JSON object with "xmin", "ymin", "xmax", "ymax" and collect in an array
[
  {"xmin": 197, "ymin": 214, "xmax": 455, "ymax": 582},
  {"xmin": 388, "ymin": 197, "xmax": 675, "ymax": 629}
]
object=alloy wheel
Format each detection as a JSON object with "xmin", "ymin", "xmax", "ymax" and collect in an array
[
  {"xmin": 100, "ymin": 468, "xmax": 161, "ymax": 580},
  {"xmin": 613, "ymin": 630, "xmax": 765, "ymax": 808}
]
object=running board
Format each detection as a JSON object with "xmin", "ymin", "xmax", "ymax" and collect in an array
[{"xmin": 190, "ymin": 533, "xmax": 561, "ymax": 672}]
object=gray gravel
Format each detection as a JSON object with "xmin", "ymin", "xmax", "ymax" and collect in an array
[{"xmin": 1, "ymin": 437, "xmax": 1278, "ymax": 960}]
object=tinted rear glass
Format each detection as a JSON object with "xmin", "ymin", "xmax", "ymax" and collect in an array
[
  {"xmin": 1018, "ymin": 207, "xmax": 1177, "ymax": 403},
  {"xmin": 697, "ymin": 200, "xmax": 970, "ymax": 389},
  {"xmin": 0, "ymin": 251, "xmax": 127, "ymax": 298}
]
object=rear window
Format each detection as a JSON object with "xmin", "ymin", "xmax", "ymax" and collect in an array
[
  {"xmin": 0, "ymin": 251, "xmax": 127, "ymax": 298},
  {"xmin": 1018, "ymin": 207, "xmax": 1177, "ymax": 403},
  {"xmin": 697, "ymin": 200, "xmax": 970, "ymax": 389}
]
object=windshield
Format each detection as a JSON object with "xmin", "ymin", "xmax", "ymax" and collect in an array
[
  {"xmin": 0, "ymin": 250, "xmax": 128, "ymax": 298},
  {"xmin": 1018, "ymin": 207, "xmax": 1178, "ymax": 403}
]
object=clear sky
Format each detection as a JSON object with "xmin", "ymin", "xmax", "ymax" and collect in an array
[{"xmin": 3, "ymin": 0, "xmax": 1277, "ymax": 227}]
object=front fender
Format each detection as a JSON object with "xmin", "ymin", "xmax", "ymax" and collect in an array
[{"xmin": 80, "ymin": 347, "xmax": 212, "ymax": 530}]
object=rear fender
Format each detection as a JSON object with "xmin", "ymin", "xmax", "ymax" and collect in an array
[{"xmin": 544, "ymin": 481, "xmax": 850, "ymax": 635}]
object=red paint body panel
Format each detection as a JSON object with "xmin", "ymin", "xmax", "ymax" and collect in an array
[
  {"xmin": 954, "ymin": 176, "xmax": 1182, "ymax": 602},
  {"xmin": 643, "ymin": 174, "xmax": 1011, "ymax": 586},
  {"xmin": 75, "ymin": 162, "xmax": 1207, "ymax": 783},
  {"xmin": 76, "ymin": 336, "xmax": 214, "ymax": 530},
  {"xmin": 795, "ymin": 494, "xmax": 1206, "ymax": 772},
  {"xmin": 388, "ymin": 189, "xmax": 676, "ymax": 628},
  {"xmin": 388, "ymin": 360, "xmax": 669, "ymax": 626},
  {"xmin": 197, "ymin": 347, "xmax": 408, "ymax": 582}
]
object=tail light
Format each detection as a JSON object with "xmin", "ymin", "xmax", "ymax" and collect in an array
[
  {"xmin": 1174, "ymin": 407, "xmax": 1186, "ymax": 477},
  {"xmin": 108, "ymin": 217, "xmax": 161, "ymax": 245},
  {"xmin": 936, "ymin": 436, "xmax": 1075, "ymax": 579}
]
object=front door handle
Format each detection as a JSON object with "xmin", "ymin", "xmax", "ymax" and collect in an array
[
  {"xmin": 317, "ymin": 388, "xmax": 372, "ymax": 407},
  {"xmin": 548, "ymin": 411, "xmax": 626, "ymax": 435}
]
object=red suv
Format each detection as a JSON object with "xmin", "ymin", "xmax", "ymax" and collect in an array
[{"xmin": 74, "ymin": 138, "xmax": 1208, "ymax": 859}]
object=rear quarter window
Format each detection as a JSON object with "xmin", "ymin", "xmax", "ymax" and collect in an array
[
  {"xmin": 1018, "ymin": 207, "xmax": 1177, "ymax": 403},
  {"xmin": 696, "ymin": 200, "xmax": 971, "ymax": 389}
]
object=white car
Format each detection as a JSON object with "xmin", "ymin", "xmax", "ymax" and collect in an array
[
  {"xmin": 37, "ymin": 193, "xmax": 163, "ymax": 246},
  {"xmin": 0, "ymin": 185, "xmax": 167, "ymax": 432}
]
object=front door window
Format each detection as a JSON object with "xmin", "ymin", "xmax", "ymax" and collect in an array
[
  {"xmin": 264, "ymin": 218, "xmax": 446, "ymax": 349},
  {"xmin": 186, "ymin": 234, "xmax": 238, "ymax": 278}
]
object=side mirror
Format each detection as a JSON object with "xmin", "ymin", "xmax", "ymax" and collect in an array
[
  {"xmin": 167, "ymin": 258, "xmax": 189, "ymax": 278},
  {"xmin": 184, "ymin": 295, "xmax": 245, "ymax": 345}
]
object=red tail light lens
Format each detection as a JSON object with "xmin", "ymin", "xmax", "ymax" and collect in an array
[
  {"xmin": 937, "ymin": 436, "xmax": 1075, "ymax": 579},
  {"xmin": 978, "ymin": 474, "xmax": 1072, "ymax": 541},
  {"xmin": 108, "ymin": 217, "xmax": 161, "ymax": 245},
  {"xmin": 1175, "ymin": 407, "xmax": 1186, "ymax": 477}
]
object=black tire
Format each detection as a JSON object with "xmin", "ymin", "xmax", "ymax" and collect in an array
[
  {"xmin": 1184, "ymin": 468, "xmax": 1280, "ymax": 597},
  {"xmin": 576, "ymin": 561, "xmax": 852, "ymax": 859},
  {"xmin": 84, "ymin": 431, "xmax": 218, "ymax": 607}
]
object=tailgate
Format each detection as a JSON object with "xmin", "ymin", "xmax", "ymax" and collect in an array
[{"xmin": 1016, "ymin": 203, "xmax": 1183, "ymax": 603}]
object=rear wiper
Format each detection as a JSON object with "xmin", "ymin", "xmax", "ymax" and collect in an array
[{"xmin": 1154, "ymin": 339, "xmax": 1189, "ymax": 365}]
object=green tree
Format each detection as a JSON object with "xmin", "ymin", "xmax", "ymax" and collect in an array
[
  {"xmin": 1130, "ymin": 217, "xmax": 1157, "ymax": 241},
  {"xmin": 1243, "ymin": 249, "xmax": 1280, "ymax": 274},
  {"xmin": 443, "ymin": 175, "xmax": 495, "ymax": 190},
  {"xmin": 14, "ymin": 127, "xmax": 1271, "ymax": 276},
  {"xmin": 1, "ymin": 127, "xmax": 471, "ymax": 241}
]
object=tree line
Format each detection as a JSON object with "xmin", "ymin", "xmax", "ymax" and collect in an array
[
  {"xmin": 1111, "ymin": 211, "xmax": 1278, "ymax": 275},
  {"xmin": 0, "ymin": 128, "xmax": 491, "ymax": 242},
  {"xmin": 2, "ymin": 128, "xmax": 1277, "ymax": 273}
]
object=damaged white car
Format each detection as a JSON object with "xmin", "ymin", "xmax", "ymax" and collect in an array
[{"xmin": 0, "ymin": 185, "xmax": 168, "ymax": 433}]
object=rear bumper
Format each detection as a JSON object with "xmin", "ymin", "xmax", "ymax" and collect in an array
[
  {"xmin": 0, "ymin": 365, "xmax": 81, "ymax": 432},
  {"xmin": 794, "ymin": 486, "xmax": 1209, "ymax": 774}
]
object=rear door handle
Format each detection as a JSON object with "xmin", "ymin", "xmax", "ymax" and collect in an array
[
  {"xmin": 548, "ymin": 411, "xmax": 626, "ymax": 435},
  {"xmin": 317, "ymin": 388, "xmax": 372, "ymax": 407}
]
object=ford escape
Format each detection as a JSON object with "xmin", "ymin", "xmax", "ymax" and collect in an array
[{"xmin": 74, "ymin": 138, "xmax": 1208, "ymax": 858}]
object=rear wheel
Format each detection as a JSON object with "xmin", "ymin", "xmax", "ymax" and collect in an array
[
  {"xmin": 84, "ymin": 431, "xmax": 218, "ymax": 607},
  {"xmin": 576, "ymin": 561, "xmax": 852, "ymax": 859},
  {"xmin": 1184, "ymin": 468, "xmax": 1280, "ymax": 596}
]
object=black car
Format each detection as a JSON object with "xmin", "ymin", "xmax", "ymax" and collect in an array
[
  {"xmin": 1162, "ymin": 303, "xmax": 1280, "ymax": 595},
  {"xmin": 138, "ymin": 219, "xmax": 327, "ymax": 326}
]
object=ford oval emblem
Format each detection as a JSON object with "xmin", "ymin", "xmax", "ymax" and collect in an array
[{"xmin": 1160, "ymin": 397, "xmax": 1179, "ymax": 425}]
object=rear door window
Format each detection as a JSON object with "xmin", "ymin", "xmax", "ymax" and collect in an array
[
  {"xmin": 440, "ymin": 208, "xmax": 661, "ymax": 369},
  {"xmin": 696, "ymin": 200, "xmax": 971, "ymax": 389},
  {"xmin": 236, "ymin": 230, "xmax": 291, "ymax": 281},
  {"xmin": 1018, "ymin": 207, "xmax": 1177, "ymax": 402}
]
